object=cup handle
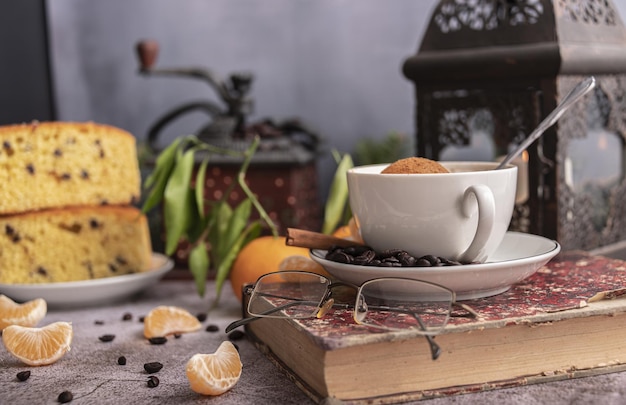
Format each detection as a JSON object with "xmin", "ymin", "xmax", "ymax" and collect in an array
[{"xmin": 459, "ymin": 184, "xmax": 495, "ymax": 263}]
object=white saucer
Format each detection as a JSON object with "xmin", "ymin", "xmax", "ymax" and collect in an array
[
  {"xmin": 0, "ymin": 253, "xmax": 174, "ymax": 308},
  {"xmin": 310, "ymin": 232, "xmax": 560, "ymax": 300}
]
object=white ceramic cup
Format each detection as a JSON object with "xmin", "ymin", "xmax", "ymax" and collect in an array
[{"xmin": 346, "ymin": 161, "xmax": 517, "ymax": 263}]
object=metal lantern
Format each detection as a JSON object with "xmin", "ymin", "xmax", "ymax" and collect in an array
[{"xmin": 402, "ymin": 0, "xmax": 626, "ymax": 253}]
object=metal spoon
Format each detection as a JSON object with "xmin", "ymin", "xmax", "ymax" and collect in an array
[{"xmin": 496, "ymin": 76, "xmax": 596, "ymax": 169}]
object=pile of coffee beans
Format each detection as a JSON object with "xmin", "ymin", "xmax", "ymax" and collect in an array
[{"xmin": 324, "ymin": 245, "xmax": 465, "ymax": 267}]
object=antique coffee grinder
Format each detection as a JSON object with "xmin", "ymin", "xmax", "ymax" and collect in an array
[{"xmin": 135, "ymin": 40, "xmax": 322, "ymax": 256}]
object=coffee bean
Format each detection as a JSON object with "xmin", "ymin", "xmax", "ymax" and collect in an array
[
  {"xmin": 423, "ymin": 255, "xmax": 440, "ymax": 266},
  {"xmin": 196, "ymin": 313, "xmax": 207, "ymax": 322},
  {"xmin": 117, "ymin": 356, "xmax": 127, "ymax": 365},
  {"xmin": 148, "ymin": 337, "xmax": 167, "ymax": 345},
  {"xmin": 344, "ymin": 245, "xmax": 371, "ymax": 256},
  {"xmin": 147, "ymin": 376, "xmax": 160, "ymax": 388},
  {"xmin": 98, "ymin": 334, "xmax": 115, "ymax": 342},
  {"xmin": 326, "ymin": 250, "xmax": 353, "ymax": 264},
  {"xmin": 354, "ymin": 249, "xmax": 376, "ymax": 265},
  {"xmin": 325, "ymin": 245, "xmax": 467, "ymax": 268},
  {"xmin": 205, "ymin": 324, "xmax": 219, "ymax": 333},
  {"xmin": 144, "ymin": 362, "xmax": 163, "ymax": 374},
  {"xmin": 16, "ymin": 371, "xmax": 30, "ymax": 381},
  {"xmin": 122, "ymin": 313, "xmax": 132, "ymax": 321},
  {"xmin": 379, "ymin": 249, "xmax": 403, "ymax": 259},
  {"xmin": 398, "ymin": 252, "xmax": 416, "ymax": 266},
  {"xmin": 382, "ymin": 256, "xmax": 400, "ymax": 264},
  {"xmin": 58, "ymin": 391, "xmax": 73, "ymax": 403}
]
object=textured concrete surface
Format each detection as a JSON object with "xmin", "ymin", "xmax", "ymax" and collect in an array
[{"xmin": 2, "ymin": 281, "xmax": 626, "ymax": 405}]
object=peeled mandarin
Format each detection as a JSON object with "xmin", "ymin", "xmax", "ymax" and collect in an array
[
  {"xmin": 143, "ymin": 305, "xmax": 202, "ymax": 339},
  {"xmin": 2, "ymin": 321, "xmax": 73, "ymax": 366},
  {"xmin": 186, "ymin": 341, "xmax": 242, "ymax": 396},
  {"xmin": 0, "ymin": 294, "xmax": 47, "ymax": 331}
]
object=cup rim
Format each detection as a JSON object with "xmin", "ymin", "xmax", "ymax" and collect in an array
[{"xmin": 348, "ymin": 161, "xmax": 516, "ymax": 175}]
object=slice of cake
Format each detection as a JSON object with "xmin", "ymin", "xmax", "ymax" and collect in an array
[
  {"xmin": 0, "ymin": 121, "xmax": 141, "ymax": 215},
  {"xmin": 0, "ymin": 206, "xmax": 152, "ymax": 284}
]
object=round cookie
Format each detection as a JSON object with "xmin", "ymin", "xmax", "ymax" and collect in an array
[{"xmin": 381, "ymin": 157, "xmax": 449, "ymax": 174}]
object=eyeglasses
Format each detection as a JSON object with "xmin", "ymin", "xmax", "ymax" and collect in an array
[{"xmin": 225, "ymin": 271, "xmax": 476, "ymax": 360}]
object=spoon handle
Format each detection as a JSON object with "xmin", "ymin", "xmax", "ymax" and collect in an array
[{"xmin": 496, "ymin": 76, "xmax": 596, "ymax": 169}]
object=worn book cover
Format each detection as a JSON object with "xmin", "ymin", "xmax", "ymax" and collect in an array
[{"xmin": 244, "ymin": 251, "xmax": 626, "ymax": 404}]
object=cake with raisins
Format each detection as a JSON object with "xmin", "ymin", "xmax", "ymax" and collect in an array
[
  {"xmin": 0, "ymin": 206, "xmax": 152, "ymax": 283},
  {"xmin": 0, "ymin": 121, "xmax": 153, "ymax": 284},
  {"xmin": 0, "ymin": 121, "xmax": 140, "ymax": 214}
]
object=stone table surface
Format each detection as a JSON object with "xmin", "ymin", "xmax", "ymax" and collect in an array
[{"xmin": 2, "ymin": 280, "xmax": 626, "ymax": 405}]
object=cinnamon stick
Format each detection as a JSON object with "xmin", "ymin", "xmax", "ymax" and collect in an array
[{"xmin": 286, "ymin": 228, "xmax": 363, "ymax": 250}]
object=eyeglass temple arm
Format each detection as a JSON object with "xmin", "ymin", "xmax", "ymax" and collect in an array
[
  {"xmin": 411, "ymin": 312, "xmax": 441, "ymax": 361},
  {"xmin": 403, "ymin": 308, "xmax": 441, "ymax": 360},
  {"xmin": 225, "ymin": 316, "xmax": 257, "ymax": 333},
  {"xmin": 362, "ymin": 304, "xmax": 442, "ymax": 360}
]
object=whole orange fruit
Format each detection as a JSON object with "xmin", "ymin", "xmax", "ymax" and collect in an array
[{"xmin": 229, "ymin": 236, "xmax": 330, "ymax": 301}]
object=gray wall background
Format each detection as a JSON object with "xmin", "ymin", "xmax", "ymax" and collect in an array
[{"xmin": 46, "ymin": 0, "xmax": 438, "ymax": 200}]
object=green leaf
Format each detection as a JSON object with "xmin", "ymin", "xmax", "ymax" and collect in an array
[
  {"xmin": 189, "ymin": 243, "xmax": 210, "ymax": 297},
  {"xmin": 212, "ymin": 202, "xmax": 233, "ymax": 256},
  {"xmin": 322, "ymin": 152, "xmax": 354, "ymax": 234},
  {"xmin": 185, "ymin": 195, "xmax": 207, "ymax": 244},
  {"xmin": 213, "ymin": 221, "xmax": 262, "ymax": 303},
  {"xmin": 142, "ymin": 137, "xmax": 184, "ymax": 213},
  {"xmin": 218, "ymin": 199, "xmax": 252, "ymax": 261},
  {"xmin": 194, "ymin": 157, "xmax": 209, "ymax": 218},
  {"xmin": 163, "ymin": 149, "xmax": 196, "ymax": 255}
]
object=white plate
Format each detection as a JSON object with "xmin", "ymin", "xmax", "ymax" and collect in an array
[
  {"xmin": 311, "ymin": 232, "xmax": 560, "ymax": 300},
  {"xmin": 0, "ymin": 253, "xmax": 174, "ymax": 308}
]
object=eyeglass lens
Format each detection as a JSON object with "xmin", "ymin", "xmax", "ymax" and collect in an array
[
  {"xmin": 354, "ymin": 278, "xmax": 453, "ymax": 335},
  {"xmin": 247, "ymin": 272, "xmax": 331, "ymax": 319}
]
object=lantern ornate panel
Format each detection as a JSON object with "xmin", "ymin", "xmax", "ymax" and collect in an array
[{"xmin": 403, "ymin": 0, "xmax": 626, "ymax": 252}]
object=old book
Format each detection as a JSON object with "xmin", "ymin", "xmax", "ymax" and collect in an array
[{"xmin": 243, "ymin": 251, "xmax": 626, "ymax": 404}]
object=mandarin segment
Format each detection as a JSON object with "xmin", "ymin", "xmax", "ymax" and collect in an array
[
  {"xmin": 2, "ymin": 321, "xmax": 73, "ymax": 366},
  {"xmin": 186, "ymin": 341, "xmax": 242, "ymax": 396},
  {"xmin": 143, "ymin": 305, "xmax": 202, "ymax": 339},
  {"xmin": 0, "ymin": 295, "xmax": 47, "ymax": 331}
]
